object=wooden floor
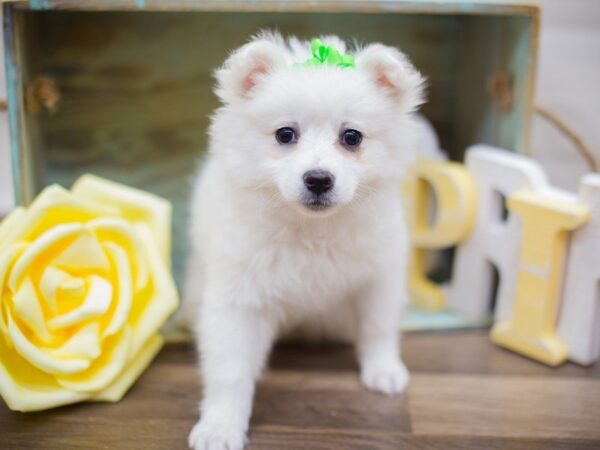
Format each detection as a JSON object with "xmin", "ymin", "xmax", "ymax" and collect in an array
[{"xmin": 1, "ymin": 330, "xmax": 600, "ymax": 449}]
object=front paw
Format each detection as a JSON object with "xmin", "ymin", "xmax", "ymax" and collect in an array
[
  {"xmin": 188, "ymin": 419, "xmax": 246, "ymax": 450},
  {"xmin": 360, "ymin": 359, "xmax": 410, "ymax": 395}
]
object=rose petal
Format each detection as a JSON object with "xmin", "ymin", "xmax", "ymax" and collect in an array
[
  {"xmin": 7, "ymin": 308, "xmax": 90, "ymax": 375},
  {"xmin": 0, "ymin": 207, "xmax": 26, "ymax": 247},
  {"xmin": 12, "ymin": 277, "xmax": 53, "ymax": 344},
  {"xmin": 0, "ymin": 336, "xmax": 89, "ymax": 412},
  {"xmin": 52, "ymin": 229, "xmax": 110, "ymax": 274},
  {"xmin": 87, "ymin": 218, "xmax": 149, "ymax": 291},
  {"xmin": 55, "ymin": 327, "xmax": 131, "ymax": 393},
  {"xmin": 72, "ymin": 174, "xmax": 172, "ymax": 266},
  {"xmin": 102, "ymin": 243, "xmax": 132, "ymax": 337},
  {"xmin": 48, "ymin": 275, "xmax": 112, "ymax": 330},
  {"xmin": 8, "ymin": 223, "xmax": 82, "ymax": 293},
  {"xmin": 93, "ymin": 333, "xmax": 162, "ymax": 402},
  {"xmin": 39, "ymin": 266, "xmax": 72, "ymax": 314},
  {"xmin": 56, "ymin": 278, "xmax": 87, "ymax": 316},
  {"xmin": 1, "ymin": 185, "xmax": 116, "ymax": 247},
  {"xmin": 127, "ymin": 224, "xmax": 178, "ymax": 358},
  {"xmin": 0, "ymin": 244, "xmax": 26, "ymax": 338},
  {"xmin": 48, "ymin": 322, "xmax": 101, "ymax": 360}
]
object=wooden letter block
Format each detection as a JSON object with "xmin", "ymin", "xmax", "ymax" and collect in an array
[
  {"xmin": 558, "ymin": 174, "xmax": 600, "ymax": 365},
  {"xmin": 491, "ymin": 190, "xmax": 589, "ymax": 366},
  {"xmin": 405, "ymin": 160, "xmax": 477, "ymax": 311},
  {"xmin": 449, "ymin": 145, "xmax": 548, "ymax": 321}
]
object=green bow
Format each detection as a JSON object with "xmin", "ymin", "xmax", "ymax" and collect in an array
[{"xmin": 302, "ymin": 38, "xmax": 356, "ymax": 69}]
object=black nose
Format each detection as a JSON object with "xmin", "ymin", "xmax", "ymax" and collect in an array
[{"xmin": 303, "ymin": 169, "xmax": 335, "ymax": 195}]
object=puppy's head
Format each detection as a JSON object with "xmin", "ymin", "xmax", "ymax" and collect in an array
[{"xmin": 210, "ymin": 32, "xmax": 425, "ymax": 216}]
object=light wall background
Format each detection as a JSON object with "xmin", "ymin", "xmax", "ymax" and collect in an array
[
  {"xmin": 531, "ymin": 0, "xmax": 600, "ymax": 191},
  {"xmin": 1, "ymin": 0, "xmax": 599, "ymax": 213}
]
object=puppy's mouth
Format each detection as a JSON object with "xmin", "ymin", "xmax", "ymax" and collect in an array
[{"xmin": 300, "ymin": 194, "xmax": 335, "ymax": 212}]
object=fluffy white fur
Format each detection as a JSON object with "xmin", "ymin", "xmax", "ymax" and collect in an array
[{"xmin": 184, "ymin": 32, "xmax": 425, "ymax": 450}]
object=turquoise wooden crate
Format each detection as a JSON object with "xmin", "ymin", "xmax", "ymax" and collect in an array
[{"xmin": 3, "ymin": 0, "xmax": 539, "ymax": 289}]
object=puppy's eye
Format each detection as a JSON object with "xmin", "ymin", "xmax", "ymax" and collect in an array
[
  {"xmin": 341, "ymin": 129, "xmax": 362, "ymax": 150},
  {"xmin": 275, "ymin": 127, "xmax": 297, "ymax": 145}
]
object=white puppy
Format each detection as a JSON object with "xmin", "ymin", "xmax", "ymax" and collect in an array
[{"xmin": 184, "ymin": 32, "xmax": 425, "ymax": 450}]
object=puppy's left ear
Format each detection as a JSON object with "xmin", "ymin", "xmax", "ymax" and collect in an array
[
  {"xmin": 215, "ymin": 37, "xmax": 287, "ymax": 104},
  {"xmin": 357, "ymin": 44, "xmax": 425, "ymax": 113}
]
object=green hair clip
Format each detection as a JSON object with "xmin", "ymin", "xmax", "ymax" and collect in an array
[{"xmin": 301, "ymin": 38, "xmax": 356, "ymax": 69}]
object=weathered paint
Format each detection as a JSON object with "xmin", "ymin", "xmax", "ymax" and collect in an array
[
  {"xmin": 504, "ymin": 16, "xmax": 534, "ymax": 153},
  {"xmin": 3, "ymin": 8, "xmax": 24, "ymax": 206},
  {"xmin": 27, "ymin": 0, "xmax": 50, "ymax": 10}
]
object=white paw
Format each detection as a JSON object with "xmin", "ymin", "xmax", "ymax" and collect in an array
[
  {"xmin": 360, "ymin": 360, "xmax": 410, "ymax": 395},
  {"xmin": 188, "ymin": 420, "xmax": 246, "ymax": 450}
]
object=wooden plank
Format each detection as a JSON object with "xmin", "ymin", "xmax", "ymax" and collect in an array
[
  {"xmin": 410, "ymin": 374, "xmax": 600, "ymax": 439},
  {"xmin": 1, "ymin": 332, "xmax": 600, "ymax": 449},
  {"xmin": 273, "ymin": 331, "xmax": 600, "ymax": 378},
  {"xmin": 249, "ymin": 430, "xmax": 600, "ymax": 450},
  {"xmin": 253, "ymin": 371, "xmax": 411, "ymax": 432}
]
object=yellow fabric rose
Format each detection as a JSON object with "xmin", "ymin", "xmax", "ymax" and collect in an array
[{"xmin": 0, "ymin": 175, "xmax": 179, "ymax": 412}]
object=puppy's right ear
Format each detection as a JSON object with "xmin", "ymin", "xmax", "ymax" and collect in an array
[
  {"xmin": 215, "ymin": 38, "xmax": 287, "ymax": 104},
  {"xmin": 356, "ymin": 44, "xmax": 425, "ymax": 113}
]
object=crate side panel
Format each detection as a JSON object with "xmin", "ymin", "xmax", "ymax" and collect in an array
[{"xmin": 453, "ymin": 14, "xmax": 535, "ymax": 157}]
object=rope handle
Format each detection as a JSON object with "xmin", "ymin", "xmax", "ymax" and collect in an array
[{"xmin": 534, "ymin": 104, "xmax": 599, "ymax": 173}]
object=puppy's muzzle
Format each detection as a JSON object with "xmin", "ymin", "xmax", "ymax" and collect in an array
[{"xmin": 303, "ymin": 169, "xmax": 335, "ymax": 195}]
